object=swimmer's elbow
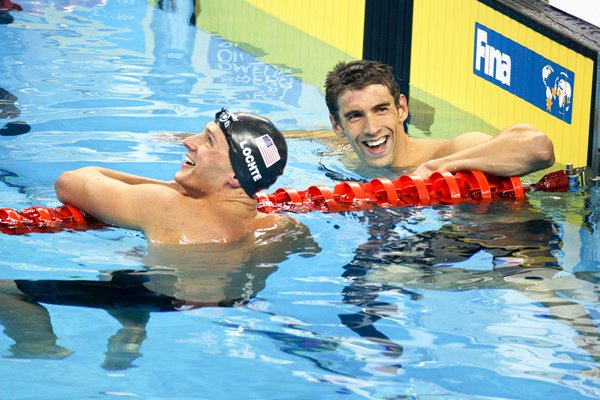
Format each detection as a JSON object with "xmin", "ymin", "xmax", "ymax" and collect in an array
[
  {"xmin": 505, "ymin": 124, "xmax": 555, "ymax": 170},
  {"xmin": 529, "ymin": 128, "xmax": 555, "ymax": 169},
  {"xmin": 55, "ymin": 168, "xmax": 90, "ymax": 204},
  {"xmin": 54, "ymin": 171, "xmax": 76, "ymax": 203}
]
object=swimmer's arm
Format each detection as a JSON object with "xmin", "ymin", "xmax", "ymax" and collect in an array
[
  {"xmin": 83, "ymin": 167, "xmax": 175, "ymax": 187},
  {"xmin": 54, "ymin": 167, "xmax": 178, "ymax": 229},
  {"xmin": 282, "ymin": 129, "xmax": 333, "ymax": 139},
  {"xmin": 413, "ymin": 124, "xmax": 555, "ymax": 178},
  {"xmin": 283, "ymin": 129, "xmax": 351, "ymax": 156}
]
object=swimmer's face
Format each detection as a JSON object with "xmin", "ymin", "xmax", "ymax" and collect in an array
[
  {"xmin": 175, "ymin": 121, "xmax": 235, "ymax": 195},
  {"xmin": 330, "ymin": 84, "xmax": 408, "ymax": 168}
]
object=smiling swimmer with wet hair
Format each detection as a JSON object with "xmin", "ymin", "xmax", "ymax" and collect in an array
[
  {"xmin": 325, "ymin": 60, "xmax": 555, "ymax": 178},
  {"xmin": 55, "ymin": 109, "xmax": 293, "ymax": 245}
]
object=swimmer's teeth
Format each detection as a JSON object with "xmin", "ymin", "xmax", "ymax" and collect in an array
[
  {"xmin": 185, "ymin": 155, "xmax": 195, "ymax": 166},
  {"xmin": 365, "ymin": 137, "xmax": 386, "ymax": 147}
]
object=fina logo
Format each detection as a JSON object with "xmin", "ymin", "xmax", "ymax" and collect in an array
[
  {"xmin": 473, "ymin": 23, "xmax": 574, "ymax": 123},
  {"xmin": 474, "ymin": 27, "xmax": 511, "ymax": 86},
  {"xmin": 542, "ymin": 65, "xmax": 572, "ymax": 116}
]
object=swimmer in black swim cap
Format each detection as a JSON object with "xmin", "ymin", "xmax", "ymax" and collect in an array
[
  {"xmin": 55, "ymin": 108, "xmax": 292, "ymax": 244},
  {"xmin": 216, "ymin": 108, "xmax": 287, "ymax": 198}
]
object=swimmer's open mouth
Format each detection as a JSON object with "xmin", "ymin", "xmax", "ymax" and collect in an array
[
  {"xmin": 363, "ymin": 136, "xmax": 387, "ymax": 153},
  {"xmin": 184, "ymin": 155, "xmax": 196, "ymax": 166}
]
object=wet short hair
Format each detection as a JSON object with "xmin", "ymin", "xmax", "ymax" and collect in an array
[{"xmin": 324, "ymin": 60, "xmax": 402, "ymax": 123}]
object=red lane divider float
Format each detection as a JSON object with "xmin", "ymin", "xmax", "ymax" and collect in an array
[
  {"xmin": 256, "ymin": 169, "xmax": 528, "ymax": 213},
  {"xmin": 0, "ymin": 204, "xmax": 103, "ymax": 235},
  {"xmin": 0, "ymin": 169, "xmax": 572, "ymax": 234}
]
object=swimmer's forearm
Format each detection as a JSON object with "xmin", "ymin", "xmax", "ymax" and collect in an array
[
  {"xmin": 55, "ymin": 166, "xmax": 175, "ymax": 206},
  {"xmin": 414, "ymin": 124, "xmax": 555, "ymax": 178}
]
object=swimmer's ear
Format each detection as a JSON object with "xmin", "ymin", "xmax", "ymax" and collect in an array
[
  {"xmin": 329, "ymin": 114, "xmax": 345, "ymax": 138},
  {"xmin": 228, "ymin": 174, "xmax": 242, "ymax": 189},
  {"xmin": 397, "ymin": 94, "xmax": 409, "ymax": 123}
]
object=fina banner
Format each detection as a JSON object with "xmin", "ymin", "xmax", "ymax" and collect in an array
[{"xmin": 473, "ymin": 22, "xmax": 574, "ymax": 124}]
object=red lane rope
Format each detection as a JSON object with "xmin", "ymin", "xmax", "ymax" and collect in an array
[
  {"xmin": 0, "ymin": 169, "xmax": 571, "ymax": 234},
  {"xmin": 0, "ymin": 204, "xmax": 101, "ymax": 235},
  {"xmin": 256, "ymin": 169, "xmax": 570, "ymax": 214}
]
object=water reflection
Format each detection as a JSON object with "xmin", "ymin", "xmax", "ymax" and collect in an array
[
  {"xmin": 149, "ymin": 0, "xmax": 303, "ymax": 116},
  {"xmin": 0, "ymin": 225, "xmax": 320, "ymax": 370},
  {"xmin": 339, "ymin": 199, "xmax": 600, "ymax": 369},
  {"xmin": 0, "ymin": 0, "xmax": 22, "ymax": 24},
  {"xmin": 0, "ymin": 87, "xmax": 30, "ymax": 136},
  {"xmin": 576, "ymin": 187, "xmax": 600, "ymax": 275}
]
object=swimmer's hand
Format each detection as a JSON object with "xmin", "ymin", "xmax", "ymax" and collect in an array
[{"xmin": 412, "ymin": 160, "xmax": 449, "ymax": 180}]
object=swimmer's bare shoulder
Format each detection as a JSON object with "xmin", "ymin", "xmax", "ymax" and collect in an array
[
  {"xmin": 283, "ymin": 129, "xmax": 332, "ymax": 139},
  {"xmin": 283, "ymin": 129, "xmax": 351, "ymax": 157}
]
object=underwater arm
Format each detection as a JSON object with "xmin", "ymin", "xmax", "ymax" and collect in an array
[{"xmin": 413, "ymin": 124, "xmax": 555, "ymax": 178}]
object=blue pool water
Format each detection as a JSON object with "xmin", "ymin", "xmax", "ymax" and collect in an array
[{"xmin": 1, "ymin": 2, "xmax": 600, "ymax": 399}]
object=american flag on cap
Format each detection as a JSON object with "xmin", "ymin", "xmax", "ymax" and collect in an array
[{"xmin": 255, "ymin": 134, "xmax": 281, "ymax": 168}]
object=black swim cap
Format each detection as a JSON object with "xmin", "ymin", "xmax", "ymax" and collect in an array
[{"xmin": 216, "ymin": 108, "xmax": 287, "ymax": 198}]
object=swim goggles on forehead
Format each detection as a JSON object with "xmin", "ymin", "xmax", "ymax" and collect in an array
[
  {"xmin": 215, "ymin": 108, "xmax": 236, "ymax": 148},
  {"xmin": 213, "ymin": 107, "xmax": 287, "ymax": 198}
]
